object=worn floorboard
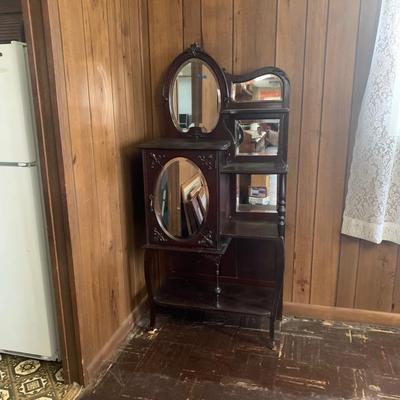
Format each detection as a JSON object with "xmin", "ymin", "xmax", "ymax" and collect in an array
[{"xmin": 80, "ymin": 311, "xmax": 400, "ymax": 399}]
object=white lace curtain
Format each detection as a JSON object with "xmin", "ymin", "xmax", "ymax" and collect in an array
[{"xmin": 342, "ymin": 0, "xmax": 400, "ymax": 244}]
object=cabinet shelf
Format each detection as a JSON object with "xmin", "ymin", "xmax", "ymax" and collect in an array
[
  {"xmin": 222, "ymin": 218, "xmax": 279, "ymax": 240},
  {"xmin": 144, "ymin": 237, "xmax": 231, "ymax": 255},
  {"xmin": 154, "ymin": 277, "xmax": 275, "ymax": 317},
  {"xmin": 220, "ymin": 160, "xmax": 288, "ymax": 175}
]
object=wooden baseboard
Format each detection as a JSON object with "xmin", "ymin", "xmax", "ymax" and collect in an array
[
  {"xmin": 85, "ymin": 298, "xmax": 148, "ymax": 385},
  {"xmin": 284, "ymin": 302, "xmax": 400, "ymax": 327}
]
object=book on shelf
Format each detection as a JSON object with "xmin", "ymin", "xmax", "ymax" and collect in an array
[
  {"xmin": 190, "ymin": 196, "xmax": 204, "ymax": 225},
  {"xmin": 248, "ymin": 185, "xmax": 267, "ymax": 198},
  {"xmin": 248, "ymin": 195, "xmax": 271, "ymax": 205},
  {"xmin": 183, "ymin": 199, "xmax": 198, "ymax": 235}
]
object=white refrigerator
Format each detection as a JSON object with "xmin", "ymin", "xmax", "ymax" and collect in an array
[{"xmin": 0, "ymin": 41, "xmax": 59, "ymax": 360}]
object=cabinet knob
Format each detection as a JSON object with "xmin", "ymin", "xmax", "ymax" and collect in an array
[{"xmin": 149, "ymin": 194, "xmax": 154, "ymax": 213}]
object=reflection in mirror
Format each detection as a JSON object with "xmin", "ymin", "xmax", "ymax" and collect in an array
[
  {"xmin": 236, "ymin": 174, "xmax": 277, "ymax": 213},
  {"xmin": 155, "ymin": 157, "xmax": 208, "ymax": 239},
  {"xmin": 236, "ymin": 119, "xmax": 279, "ymax": 156},
  {"xmin": 232, "ymin": 74, "xmax": 282, "ymax": 102},
  {"xmin": 171, "ymin": 59, "xmax": 221, "ymax": 133}
]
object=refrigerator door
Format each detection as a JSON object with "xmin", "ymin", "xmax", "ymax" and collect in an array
[
  {"xmin": 0, "ymin": 165, "xmax": 59, "ymax": 359},
  {"xmin": 0, "ymin": 42, "xmax": 37, "ymax": 163}
]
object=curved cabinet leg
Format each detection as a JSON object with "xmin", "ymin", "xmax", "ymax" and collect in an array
[{"xmin": 144, "ymin": 248, "xmax": 157, "ymax": 330}]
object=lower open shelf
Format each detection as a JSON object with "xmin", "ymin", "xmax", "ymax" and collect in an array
[{"xmin": 153, "ymin": 277, "xmax": 276, "ymax": 316}]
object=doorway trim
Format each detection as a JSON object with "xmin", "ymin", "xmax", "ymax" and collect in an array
[{"xmin": 21, "ymin": 0, "xmax": 82, "ymax": 384}]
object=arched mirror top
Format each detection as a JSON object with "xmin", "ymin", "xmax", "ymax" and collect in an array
[{"xmin": 163, "ymin": 43, "xmax": 229, "ymax": 137}]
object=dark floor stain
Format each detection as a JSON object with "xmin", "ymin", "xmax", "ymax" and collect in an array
[{"xmin": 79, "ymin": 311, "xmax": 400, "ymax": 400}]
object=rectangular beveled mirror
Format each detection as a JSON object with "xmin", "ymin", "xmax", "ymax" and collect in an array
[
  {"xmin": 236, "ymin": 119, "xmax": 280, "ymax": 156},
  {"xmin": 231, "ymin": 74, "xmax": 282, "ymax": 102},
  {"xmin": 236, "ymin": 174, "xmax": 277, "ymax": 213}
]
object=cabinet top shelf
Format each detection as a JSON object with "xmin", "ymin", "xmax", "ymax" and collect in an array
[
  {"xmin": 138, "ymin": 138, "xmax": 231, "ymax": 151},
  {"xmin": 221, "ymin": 160, "xmax": 288, "ymax": 175}
]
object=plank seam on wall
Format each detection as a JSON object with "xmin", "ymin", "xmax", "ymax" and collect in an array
[
  {"xmin": 334, "ymin": 0, "xmax": 363, "ymax": 305},
  {"xmin": 181, "ymin": 0, "xmax": 185, "ymax": 48},
  {"xmin": 277, "ymin": 0, "xmax": 308, "ymax": 302},
  {"xmin": 145, "ymin": 0, "xmax": 155, "ymax": 139},
  {"xmin": 291, "ymin": 0, "xmax": 309, "ymax": 302},
  {"xmin": 231, "ymin": 0, "xmax": 234, "ymax": 73},
  {"xmin": 308, "ymin": 0, "xmax": 331, "ymax": 303},
  {"xmin": 335, "ymin": 4, "xmax": 363, "ymax": 303},
  {"xmin": 200, "ymin": 0, "xmax": 203, "ymax": 46},
  {"xmin": 273, "ymin": 0, "xmax": 278, "ymax": 65},
  {"xmin": 106, "ymin": 0, "xmax": 131, "ymax": 318},
  {"xmin": 311, "ymin": 0, "xmax": 361, "ymax": 305},
  {"xmin": 139, "ymin": 0, "xmax": 154, "ymax": 137},
  {"xmin": 127, "ymin": 1, "xmax": 138, "ymax": 301}
]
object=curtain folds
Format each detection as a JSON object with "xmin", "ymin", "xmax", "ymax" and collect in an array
[{"xmin": 342, "ymin": 0, "xmax": 400, "ymax": 244}]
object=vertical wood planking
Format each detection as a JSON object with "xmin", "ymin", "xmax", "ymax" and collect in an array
[
  {"xmin": 292, "ymin": 0, "xmax": 328, "ymax": 304},
  {"xmin": 336, "ymin": 237, "xmax": 360, "ymax": 307},
  {"xmin": 106, "ymin": 0, "xmax": 134, "ymax": 317},
  {"xmin": 201, "ymin": 0, "xmax": 233, "ymax": 72},
  {"xmin": 354, "ymin": 241, "xmax": 398, "ymax": 312},
  {"xmin": 139, "ymin": 0, "xmax": 153, "ymax": 139},
  {"xmin": 46, "ymin": 0, "xmax": 153, "ymax": 382},
  {"xmin": 183, "ymin": 0, "xmax": 201, "ymax": 47},
  {"xmin": 310, "ymin": 0, "xmax": 361, "ymax": 306},
  {"xmin": 336, "ymin": 0, "xmax": 381, "ymax": 308},
  {"xmin": 233, "ymin": 0, "xmax": 277, "ymax": 74},
  {"xmin": 148, "ymin": 0, "xmax": 183, "ymax": 137},
  {"xmin": 57, "ymin": 0, "xmax": 101, "ymax": 366},
  {"xmin": 275, "ymin": 0, "xmax": 307, "ymax": 302},
  {"xmin": 82, "ymin": 0, "xmax": 124, "ymax": 338}
]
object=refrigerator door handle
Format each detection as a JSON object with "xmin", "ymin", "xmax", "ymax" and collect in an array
[{"xmin": 0, "ymin": 161, "xmax": 37, "ymax": 167}]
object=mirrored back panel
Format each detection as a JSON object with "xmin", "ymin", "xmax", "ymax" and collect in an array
[
  {"xmin": 236, "ymin": 119, "xmax": 280, "ymax": 156},
  {"xmin": 231, "ymin": 74, "xmax": 282, "ymax": 103},
  {"xmin": 170, "ymin": 59, "xmax": 221, "ymax": 134},
  {"xmin": 236, "ymin": 174, "xmax": 277, "ymax": 213}
]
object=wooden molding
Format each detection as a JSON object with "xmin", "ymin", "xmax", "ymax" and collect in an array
[
  {"xmin": 284, "ymin": 302, "xmax": 400, "ymax": 327},
  {"xmin": 85, "ymin": 299, "xmax": 148, "ymax": 384},
  {"xmin": 22, "ymin": 0, "xmax": 82, "ymax": 384}
]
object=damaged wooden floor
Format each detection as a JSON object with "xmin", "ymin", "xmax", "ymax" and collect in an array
[{"xmin": 80, "ymin": 312, "xmax": 400, "ymax": 399}]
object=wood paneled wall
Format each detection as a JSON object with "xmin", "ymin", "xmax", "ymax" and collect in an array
[
  {"xmin": 144, "ymin": 0, "xmax": 400, "ymax": 316},
  {"xmin": 35, "ymin": 0, "xmax": 398, "ymax": 385},
  {"xmin": 42, "ymin": 0, "xmax": 150, "ymax": 383}
]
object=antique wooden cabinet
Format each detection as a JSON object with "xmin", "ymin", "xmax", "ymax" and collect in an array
[{"xmin": 139, "ymin": 44, "xmax": 289, "ymax": 345}]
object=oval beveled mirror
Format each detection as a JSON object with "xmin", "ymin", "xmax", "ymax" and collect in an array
[
  {"xmin": 170, "ymin": 59, "xmax": 221, "ymax": 133},
  {"xmin": 154, "ymin": 157, "xmax": 209, "ymax": 239},
  {"xmin": 232, "ymin": 74, "xmax": 282, "ymax": 102}
]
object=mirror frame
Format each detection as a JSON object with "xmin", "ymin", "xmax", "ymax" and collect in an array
[{"xmin": 162, "ymin": 43, "xmax": 229, "ymax": 138}]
